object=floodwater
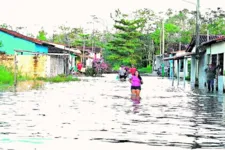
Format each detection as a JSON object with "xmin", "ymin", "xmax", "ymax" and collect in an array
[{"xmin": 0, "ymin": 74, "xmax": 225, "ymax": 150}]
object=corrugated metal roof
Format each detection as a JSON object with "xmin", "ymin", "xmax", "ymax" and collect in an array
[
  {"xmin": 167, "ymin": 43, "xmax": 188, "ymax": 53},
  {"xmin": 199, "ymin": 36, "xmax": 225, "ymax": 47},
  {"xmin": 186, "ymin": 35, "xmax": 225, "ymax": 52},
  {"xmin": 43, "ymin": 41, "xmax": 81, "ymax": 54},
  {"xmin": 163, "ymin": 52, "xmax": 194, "ymax": 61},
  {"xmin": 0, "ymin": 28, "xmax": 43, "ymax": 45}
]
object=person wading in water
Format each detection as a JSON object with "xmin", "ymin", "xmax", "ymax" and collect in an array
[
  {"xmin": 129, "ymin": 64, "xmax": 137, "ymax": 76},
  {"xmin": 205, "ymin": 63, "xmax": 220, "ymax": 92},
  {"xmin": 129, "ymin": 70, "xmax": 143, "ymax": 99},
  {"xmin": 118, "ymin": 65, "xmax": 126, "ymax": 81}
]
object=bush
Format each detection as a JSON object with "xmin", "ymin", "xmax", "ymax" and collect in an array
[
  {"xmin": 0, "ymin": 65, "xmax": 14, "ymax": 85},
  {"xmin": 85, "ymin": 67, "xmax": 96, "ymax": 76},
  {"xmin": 138, "ymin": 65, "xmax": 152, "ymax": 73},
  {"xmin": 113, "ymin": 65, "xmax": 120, "ymax": 71}
]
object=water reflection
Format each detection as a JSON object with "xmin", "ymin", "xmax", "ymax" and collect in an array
[
  {"xmin": 0, "ymin": 75, "xmax": 225, "ymax": 150},
  {"xmin": 131, "ymin": 97, "xmax": 141, "ymax": 113}
]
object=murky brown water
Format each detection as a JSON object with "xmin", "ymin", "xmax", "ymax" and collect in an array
[{"xmin": 0, "ymin": 74, "xmax": 225, "ymax": 150}]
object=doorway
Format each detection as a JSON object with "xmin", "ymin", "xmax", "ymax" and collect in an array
[{"xmin": 218, "ymin": 53, "xmax": 224, "ymax": 75}]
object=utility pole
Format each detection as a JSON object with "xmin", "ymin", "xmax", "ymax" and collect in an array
[
  {"xmin": 207, "ymin": 30, "xmax": 209, "ymax": 41},
  {"xmin": 162, "ymin": 20, "xmax": 165, "ymax": 55},
  {"xmin": 82, "ymin": 37, "xmax": 86, "ymax": 66},
  {"xmin": 160, "ymin": 27, "xmax": 162, "ymax": 55},
  {"xmin": 92, "ymin": 22, "xmax": 94, "ymax": 53},
  {"xmin": 162, "ymin": 19, "xmax": 165, "ymax": 78},
  {"xmin": 196, "ymin": 0, "xmax": 200, "ymax": 55}
]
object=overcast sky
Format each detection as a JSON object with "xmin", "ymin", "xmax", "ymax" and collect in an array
[{"xmin": 0, "ymin": 0, "xmax": 224, "ymax": 36}]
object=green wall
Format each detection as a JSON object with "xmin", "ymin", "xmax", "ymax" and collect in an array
[{"xmin": 0, "ymin": 31, "xmax": 48, "ymax": 55}]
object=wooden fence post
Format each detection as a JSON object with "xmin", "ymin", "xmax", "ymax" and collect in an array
[{"xmin": 14, "ymin": 51, "xmax": 18, "ymax": 88}]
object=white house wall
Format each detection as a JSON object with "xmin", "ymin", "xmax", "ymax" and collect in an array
[
  {"xmin": 206, "ymin": 42, "xmax": 225, "ymax": 71},
  {"xmin": 191, "ymin": 46, "xmax": 197, "ymax": 86},
  {"xmin": 207, "ymin": 42, "xmax": 225, "ymax": 55},
  {"xmin": 155, "ymin": 55, "xmax": 162, "ymax": 70},
  {"xmin": 49, "ymin": 55, "xmax": 65, "ymax": 77},
  {"xmin": 89, "ymin": 52, "xmax": 101, "ymax": 59},
  {"xmin": 86, "ymin": 58, "xmax": 93, "ymax": 68},
  {"xmin": 46, "ymin": 56, "xmax": 51, "ymax": 77},
  {"xmin": 198, "ymin": 52, "xmax": 208, "ymax": 89}
]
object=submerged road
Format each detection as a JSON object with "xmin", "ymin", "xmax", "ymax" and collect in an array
[{"xmin": 0, "ymin": 74, "xmax": 225, "ymax": 150}]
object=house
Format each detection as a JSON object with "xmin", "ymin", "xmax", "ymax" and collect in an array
[
  {"xmin": 0, "ymin": 28, "xmax": 48, "ymax": 54},
  {"xmin": 0, "ymin": 28, "xmax": 81, "ymax": 78},
  {"xmin": 162, "ymin": 43, "xmax": 189, "ymax": 81},
  {"xmin": 0, "ymin": 28, "xmax": 51, "ymax": 78},
  {"xmin": 198, "ymin": 36, "xmax": 225, "ymax": 92},
  {"xmin": 76, "ymin": 46, "xmax": 101, "ymax": 68},
  {"xmin": 185, "ymin": 34, "xmax": 223, "ymax": 88},
  {"xmin": 43, "ymin": 41, "xmax": 81, "ymax": 76}
]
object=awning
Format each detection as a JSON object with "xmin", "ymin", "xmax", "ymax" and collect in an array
[{"xmin": 163, "ymin": 52, "xmax": 195, "ymax": 61}]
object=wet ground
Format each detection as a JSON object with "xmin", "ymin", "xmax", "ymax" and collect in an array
[{"xmin": 0, "ymin": 74, "xmax": 225, "ymax": 150}]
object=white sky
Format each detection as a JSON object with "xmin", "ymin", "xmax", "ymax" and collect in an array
[{"xmin": 0, "ymin": 0, "xmax": 224, "ymax": 36}]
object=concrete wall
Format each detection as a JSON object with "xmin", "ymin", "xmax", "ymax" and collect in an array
[
  {"xmin": 0, "ymin": 54, "xmax": 68, "ymax": 78},
  {"xmin": 198, "ymin": 52, "xmax": 207, "ymax": 89},
  {"xmin": 0, "ymin": 54, "xmax": 47, "ymax": 78},
  {"xmin": 0, "ymin": 31, "xmax": 48, "ymax": 54},
  {"xmin": 48, "ymin": 55, "xmax": 67, "ymax": 77},
  {"xmin": 155, "ymin": 55, "xmax": 162, "ymax": 70},
  {"xmin": 17, "ymin": 55, "xmax": 47, "ymax": 78},
  {"xmin": 34, "ymin": 44, "xmax": 48, "ymax": 54},
  {"xmin": 0, "ymin": 54, "xmax": 14, "ymax": 68}
]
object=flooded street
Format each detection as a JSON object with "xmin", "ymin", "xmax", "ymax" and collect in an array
[{"xmin": 0, "ymin": 74, "xmax": 225, "ymax": 150}]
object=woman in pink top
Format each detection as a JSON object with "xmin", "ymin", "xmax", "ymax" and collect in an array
[{"xmin": 129, "ymin": 70, "xmax": 143, "ymax": 99}]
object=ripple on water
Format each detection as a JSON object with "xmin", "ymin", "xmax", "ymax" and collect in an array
[{"xmin": 0, "ymin": 75, "xmax": 225, "ymax": 150}]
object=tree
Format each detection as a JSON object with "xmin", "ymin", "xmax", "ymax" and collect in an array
[
  {"xmin": 37, "ymin": 28, "xmax": 47, "ymax": 41},
  {"xmin": 106, "ymin": 10, "xmax": 145, "ymax": 67},
  {"xmin": 0, "ymin": 23, "xmax": 13, "ymax": 30}
]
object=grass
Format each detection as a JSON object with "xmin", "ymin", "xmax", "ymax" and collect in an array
[
  {"xmin": 0, "ymin": 65, "xmax": 33, "ymax": 91},
  {"xmin": 139, "ymin": 65, "xmax": 152, "ymax": 73},
  {"xmin": 0, "ymin": 65, "xmax": 80, "ymax": 91},
  {"xmin": 37, "ymin": 74, "xmax": 80, "ymax": 83},
  {"xmin": 0, "ymin": 65, "xmax": 14, "ymax": 85}
]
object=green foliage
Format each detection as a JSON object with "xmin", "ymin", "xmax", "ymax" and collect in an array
[
  {"xmin": 0, "ymin": 65, "xmax": 14, "ymax": 85},
  {"xmin": 0, "ymin": 41, "xmax": 2, "ymax": 47},
  {"xmin": 0, "ymin": 65, "xmax": 33, "ymax": 91},
  {"xmin": 112, "ymin": 64, "xmax": 120, "ymax": 71},
  {"xmin": 155, "ymin": 49, "xmax": 160, "ymax": 55},
  {"xmin": 188, "ymin": 60, "xmax": 191, "ymax": 77},
  {"xmin": 2, "ymin": 7, "xmax": 225, "ymax": 73},
  {"xmin": 37, "ymin": 29, "xmax": 47, "ymax": 41},
  {"xmin": 0, "ymin": 23, "xmax": 13, "ymax": 30},
  {"xmin": 107, "ymin": 12, "xmax": 145, "ymax": 66},
  {"xmin": 138, "ymin": 65, "xmax": 152, "ymax": 73},
  {"xmin": 85, "ymin": 67, "xmax": 96, "ymax": 76},
  {"xmin": 185, "ymin": 76, "xmax": 190, "ymax": 81},
  {"xmin": 37, "ymin": 75, "xmax": 80, "ymax": 83}
]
